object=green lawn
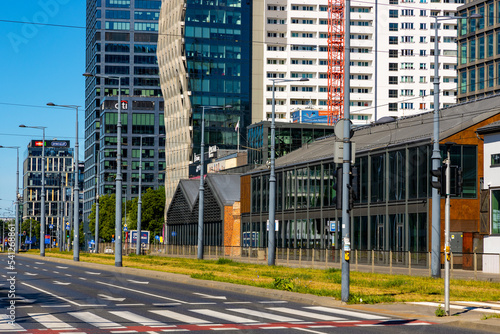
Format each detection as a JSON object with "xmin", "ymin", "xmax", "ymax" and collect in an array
[{"xmin": 36, "ymin": 249, "xmax": 500, "ymax": 304}]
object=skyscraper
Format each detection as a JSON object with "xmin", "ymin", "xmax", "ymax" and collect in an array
[
  {"xmin": 22, "ymin": 140, "xmax": 74, "ymax": 247},
  {"xmin": 158, "ymin": 0, "xmax": 252, "ymax": 208},
  {"xmin": 84, "ymin": 0, "xmax": 165, "ymax": 225}
]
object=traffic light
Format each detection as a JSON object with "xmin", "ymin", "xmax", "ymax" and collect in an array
[
  {"xmin": 333, "ymin": 167, "xmax": 343, "ymax": 210},
  {"xmin": 431, "ymin": 164, "xmax": 446, "ymax": 195},
  {"xmin": 349, "ymin": 166, "xmax": 360, "ymax": 210}
]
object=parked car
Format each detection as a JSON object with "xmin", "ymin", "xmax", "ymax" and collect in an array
[{"xmin": 104, "ymin": 246, "xmax": 114, "ymax": 254}]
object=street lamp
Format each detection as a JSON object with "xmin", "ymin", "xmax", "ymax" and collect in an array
[
  {"xmin": 136, "ymin": 134, "xmax": 164, "ymax": 255},
  {"xmin": 430, "ymin": 13, "xmax": 482, "ymax": 279},
  {"xmin": 268, "ymin": 78, "xmax": 309, "ymax": 266},
  {"xmin": 0, "ymin": 146, "xmax": 20, "ymax": 253},
  {"xmin": 197, "ymin": 105, "xmax": 231, "ymax": 260},
  {"xmin": 19, "ymin": 124, "xmax": 47, "ymax": 257},
  {"xmin": 83, "ymin": 72, "xmax": 124, "ymax": 267},
  {"xmin": 47, "ymin": 103, "xmax": 81, "ymax": 261}
]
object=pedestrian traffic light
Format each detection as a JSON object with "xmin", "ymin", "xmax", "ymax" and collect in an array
[
  {"xmin": 333, "ymin": 167, "xmax": 343, "ymax": 210},
  {"xmin": 349, "ymin": 166, "xmax": 359, "ymax": 210},
  {"xmin": 431, "ymin": 164, "xmax": 446, "ymax": 195}
]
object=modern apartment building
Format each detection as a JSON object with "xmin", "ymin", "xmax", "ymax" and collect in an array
[
  {"xmin": 22, "ymin": 140, "xmax": 76, "ymax": 245},
  {"xmin": 258, "ymin": 0, "xmax": 464, "ymax": 125},
  {"xmin": 84, "ymin": 0, "xmax": 165, "ymax": 224},
  {"xmin": 457, "ymin": 0, "xmax": 500, "ymax": 102},
  {"xmin": 158, "ymin": 0, "xmax": 252, "ymax": 208}
]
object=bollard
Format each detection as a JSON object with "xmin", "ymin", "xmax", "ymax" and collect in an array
[
  {"xmin": 451, "ymin": 252, "xmax": 454, "ymax": 279},
  {"xmin": 372, "ymin": 250, "xmax": 375, "ymax": 273},
  {"xmin": 428, "ymin": 252, "xmax": 431, "ymax": 277},
  {"xmin": 299, "ymin": 248, "xmax": 302, "ymax": 266},
  {"xmin": 474, "ymin": 252, "xmax": 477, "ymax": 280},
  {"xmin": 355, "ymin": 249, "xmax": 358, "ymax": 271},
  {"xmin": 287, "ymin": 248, "xmax": 289, "ymax": 266},
  {"xmin": 408, "ymin": 251, "xmax": 412, "ymax": 276},
  {"xmin": 312, "ymin": 248, "xmax": 315, "ymax": 267},
  {"xmin": 390, "ymin": 250, "xmax": 393, "ymax": 275}
]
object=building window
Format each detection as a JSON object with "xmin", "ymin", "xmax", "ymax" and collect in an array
[
  {"xmin": 460, "ymin": 71, "xmax": 467, "ymax": 94},
  {"xmin": 491, "ymin": 189, "xmax": 500, "ymax": 234},
  {"xmin": 389, "ymin": 103, "xmax": 398, "ymax": 111},
  {"xmin": 479, "ymin": 36, "xmax": 485, "ymax": 59},
  {"xmin": 389, "ymin": 89, "xmax": 398, "ymax": 98},
  {"xmin": 488, "ymin": 64, "xmax": 494, "ymax": 88},
  {"xmin": 470, "ymin": 38, "xmax": 476, "ymax": 62},
  {"xmin": 389, "ymin": 63, "xmax": 398, "ymax": 71},
  {"xmin": 389, "ymin": 23, "xmax": 398, "ymax": 31},
  {"xmin": 478, "ymin": 66, "xmax": 485, "ymax": 90},
  {"xmin": 389, "ymin": 9, "xmax": 398, "ymax": 17},
  {"xmin": 389, "ymin": 50, "xmax": 398, "ymax": 58},
  {"xmin": 470, "ymin": 68, "xmax": 476, "ymax": 92},
  {"xmin": 389, "ymin": 36, "xmax": 398, "ymax": 44},
  {"xmin": 389, "ymin": 76, "xmax": 398, "ymax": 84}
]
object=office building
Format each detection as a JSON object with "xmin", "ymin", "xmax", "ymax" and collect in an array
[
  {"xmin": 257, "ymin": 0, "xmax": 463, "ymax": 124},
  {"xmin": 22, "ymin": 140, "xmax": 74, "ymax": 246},
  {"xmin": 84, "ymin": 0, "xmax": 165, "ymax": 225},
  {"xmin": 457, "ymin": 0, "xmax": 500, "ymax": 102},
  {"xmin": 158, "ymin": 0, "xmax": 252, "ymax": 209}
]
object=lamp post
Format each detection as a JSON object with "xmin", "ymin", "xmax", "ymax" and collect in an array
[
  {"xmin": 136, "ymin": 134, "xmax": 164, "ymax": 255},
  {"xmin": 430, "ymin": 13, "xmax": 482, "ymax": 278},
  {"xmin": 47, "ymin": 103, "xmax": 81, "ymax": 261},
  {"xmin": 268, "ymin": 78, "xmax": 309, "ymax": 266},
  {"xmin": 197, "ymin": 105, "xmax": 231, "ymax": 260},
  {"xmin": 95, "ymin": 148, "xmax": 100, "ymax": 253},
  {"xmin": 0, "ymin": 146, "xmax": 20, "ymax": 253},
  {"xmin": 20, "ymin": 125, "xmax": 46, "ymax": 257},
  {"xmin": 83, "ymin": 72, "xmax": 124, "ymax": 267}
]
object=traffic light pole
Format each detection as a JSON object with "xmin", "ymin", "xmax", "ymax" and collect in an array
[
  {"xmin": 341, "ymin": 0, "xmax": 352, "ymax": 303},
  {"xmin": 444, "ymin": 143, "xmax": 454, "ymax": 316}
]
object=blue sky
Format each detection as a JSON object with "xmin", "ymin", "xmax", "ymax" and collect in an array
[{"xmin": 0, "ymin": 1, "xmax": 86, "ymax": 215}]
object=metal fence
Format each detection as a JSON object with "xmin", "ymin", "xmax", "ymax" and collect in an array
[{"xmin": 95, "ymin": 243, "xmax": 500, "ymax": 281}]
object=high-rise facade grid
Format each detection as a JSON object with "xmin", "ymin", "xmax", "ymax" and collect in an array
[{"xmin": 84, "ymin": 0, "xmax": 165, "ymax": 231}]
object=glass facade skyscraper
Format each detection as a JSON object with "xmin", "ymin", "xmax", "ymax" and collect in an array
[
  {"xmin": 158, "ymin": 0, "xmax": 252, "ymax": 210},
  {"xmin": 84, "ymin": 0, "xmax": 165, "ymax": 227}
]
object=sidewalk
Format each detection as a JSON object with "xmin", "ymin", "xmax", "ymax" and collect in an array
[{"xmin": 17, "ymin": 253, "xmax": 500, "ymax": 333}]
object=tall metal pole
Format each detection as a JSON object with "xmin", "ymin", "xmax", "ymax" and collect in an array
[
  {"xmin": 15, "ymin": 147, "xmax": 19, "ymax": 254},
  {"xmin": 115, "ymin": 78, "xmax": 123, "ymax": 267},
  {"xmin": 137, "ymin": 137, "xmax": 143, "ymax": 255},
  {"xmin": 198, "ymin": 106, "xmax": 206, "ymax": 260},
  {"xmin": 267, "ymin": 78, "xmax": 308, "ymax": 266},
  {"xmin": 444, "ymin": 145, "xmax": 451, "ymax": 315},
  {"xmin": 95, "ymin": 149, "xmax": 100, "ymax": 253},
  {"xmin": 73, "ymin": 106, "xmax": 80, "ymax": 261},
  {"xmin": 341, "ymin": 0, "xmax": 352, "ymax": 303},
  {"xmin": 41, "ymin": 127, "xmax": 46, "ymax": 257},
  {"xmin": 268, "ymin": 80, "xmax": 277, "ymax": 266},
  {"xmin": 0, "ymin": 146, "xmax": 20, "ymax": 253},
  {"xmin": 431, "ymin": 15, "xmax": 442, "ymax": 278}
]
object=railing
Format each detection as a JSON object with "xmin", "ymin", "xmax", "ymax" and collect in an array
[{"xmin": 94, "ymin": 243, "xmax": 500, "ymax": 281}]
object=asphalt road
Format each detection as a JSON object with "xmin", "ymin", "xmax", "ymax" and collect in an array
[{"xmin": 0, "ymin": 254, "xmax": 493, "ymax": 333}]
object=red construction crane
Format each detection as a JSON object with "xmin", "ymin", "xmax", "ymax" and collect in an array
[{"xmin": 327, "ymin": 0, "xmax": 345, "ymax": 125}]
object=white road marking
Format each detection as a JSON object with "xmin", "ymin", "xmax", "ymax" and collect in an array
[
  {"xmin": 193, "ymin": 293, "xmax": 227, "ymax": 300},
  {"xmin": 224, "ymin": 302, "xmax": 252, "ymax": 304},
  {"xmin": 229, "ymin": 308, "xmax": 301, "ymax": 322},
  {"xmin": 35, "ymin": 262, "xmax": 45, "ymax": 265},
  {"xmin": 96, "ymin": 281, "xmax": 186, "ymax": 303},
  {"xmin": 152, "ymin": 303, "xmax": 182, "ymax": 306},
  {"xmin": 293, "ymin": 327, "xmax": 330, "ymax": 334},
  {"xmin": 305, "ymin": 306, "xmax": 390, "ymax": 320},
  {"xmin": 98, "ymin": 294, "xmax": 126, "ymax": 302},
  {"xmin": 79, "ymin": 277, "xmax": 87, "ymax": 280},
  {"xmin": 53, "ymin": 281, "xmax": 71, "ymax": 286},
  {"xmin": 70, "ymin": 311, "xmax": 125, "ymax": 329},
  {"xmin": 53, "ymin": 271, "xmax": 59, "ymax": 274},
  {"xmin": 258, "ymin": 301, "xmax": 287, "ymax": 304},
  {"xmin": 149, "ymin": 310, "xmax": 211, "ymax": 324},
  {"xmin": 190, "ymin": 309, "xmax": 258, "ymax": 323},
  {"xmin": 41, "ymin": 305, "xmax": 71, "ymax": 308},
  {"xmin": 56, "ymin": 266, "xmax": 68, "ymax": 269},
  {"xmin": 25, "ymin": 273, "xmax": 37, "ymax": 276},
  {"xmin": 458, "ymin": 301, "xmax": 500, "ymax": 309},
  {"xmin": 267, "ymin": 307, "xmax": 346, "ymax": 321},
  {"xmin": 29, "ymin": 313, "xmax": 74, "ymax": 330},
  {"xmin": 0, "ymin": 314, "xmax": 25, "ymax": 332},
  {"xmin": 127, "ymin": 279, "xmax": 149, "ymax": 284},
  {"xmin": 85, "ymin": 271, "xmax": 101, "ymax": 275},
  {"xmin": 115, "ymin": 304, "xmax": 145, "ymax": 306},
  {"xmin": 110, "ymin": 311, "xmax": 168, "ymax": 327},
  {"xmin": 22, "ymin": 282, "xmax": 100, "ymax": 307}
]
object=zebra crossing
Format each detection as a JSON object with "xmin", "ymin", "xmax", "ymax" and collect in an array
[{"xmin": 0, "ymin": 305, "xmax": 432, "ymax": 333}]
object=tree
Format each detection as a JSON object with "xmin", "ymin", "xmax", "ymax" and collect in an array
[{"xmin": 88, "ymin": 194, "xmax": 117, "ymax": 242}]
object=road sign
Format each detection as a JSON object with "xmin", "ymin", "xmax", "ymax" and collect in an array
[
  {"xmin": 25, "ymin": 240, "xmax": 32, "ymax": 244},
  {"xmin": 123, "ymin": 226, "xmax": 128, "ymax": 232},
  {"xmin": 171, "ymin": 231, "xmax": 177, "ymax": 237},
  {"xmin": 49, "ymin": 224, "xmax": 54, "ymax": 229},
  {"xmin": 155, "ymin": 235, "xmax": 160, "ymax": 241},
  {"xmin": 329, "ymin": 221, "xmax": 336, "ymax": 232}
]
